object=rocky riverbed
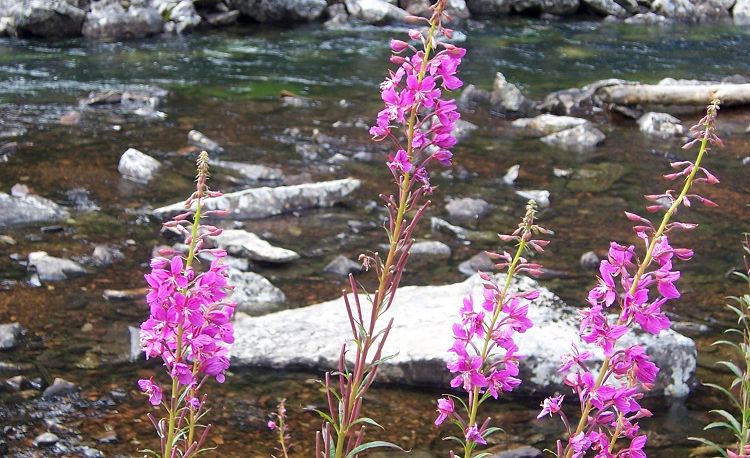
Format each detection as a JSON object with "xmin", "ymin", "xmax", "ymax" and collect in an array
[{"xmin": 1, "ymin": 17, "xmax": 750, "ymax": 456}]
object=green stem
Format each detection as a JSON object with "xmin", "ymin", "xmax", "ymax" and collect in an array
[
  {"xmin": 164, "ymin": 199, "xmax": 203, "ymax": 458},
  {"xmin": 564, "ymin": 122, "xmax": 711, "ymax": 458},
  {"xmin": 463, "ymin": 237, "xmax": 529, "ymax": 458},
  {"xmin": 332, "ymin": 9, "xmax": 444, "ymax": 458}
]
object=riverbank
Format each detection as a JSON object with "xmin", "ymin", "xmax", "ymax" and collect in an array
[{"xmin": 1, "ymin": 0, "xmax": 749, "ymax": 42}]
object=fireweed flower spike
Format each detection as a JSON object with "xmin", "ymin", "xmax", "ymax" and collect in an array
[
  {"xmin": 315, "ymin": 2, "xmax": 465, "ymax": 457},
  {"xmin": 436, "ymin": 201, "xmax": 552, "ymax": 458},
  {"xmin": 139, "ymin": 151, "xmax": 235, "ymax": 458},
  {"xmin": 269, "ymin": 399, "xmax": 292, "ymax": 458},
  {"xmin": 540, "ymin": 100, "xmax": 722, "ymax": 458}
]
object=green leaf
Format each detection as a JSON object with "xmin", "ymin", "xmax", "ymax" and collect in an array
[
  {"xmin": 703, "ymin": 383, "xmax": 741, "ymax": 408},
  {"xmin": 472, "ymin": 453, "xmax": 493, "ymax": 458},
  {"xmin": 443, "ymin": 436, "xmax": 466, "ymax": 446},
  {"xmin": 350, "ymin": 417, "xmax": 385, "ymax": 430},
  {"xmin": 704, "ymin": 421, "xmax": 736, "ymax": 432},
  {"xmin": 345, "ymin": 440, "xmax": 404, "ymax": 457},
  {"xmin": 687, "ymin": 437, "xmax": 730, "ymax": 458},
  {"xmin": 310, "ymin": 409, "xmax": 340, "ymax": 435},
  {"xmin": 709, "ymin": 409, "xmax": 742, "ymax": 434},
  {"xmin": 717, "ymin": 361, "xmax": 744, "ymax": 379},
  {"xmin": 483, "ymin": 426, "xmax": 505, "ymax": 438},
  {"xmin": 713, "ymin": 339, "xmax": 741, "ymax": 352}
]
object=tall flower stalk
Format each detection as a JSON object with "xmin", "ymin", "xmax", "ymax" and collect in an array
[
  {"xmin": 691, "ymin": 235, "xmax": 750, "ymax": 458},
  {"xmin": 139, "ymin": 152, "xmax": 236, "ymax": 458},
  {"xmin": 435, "ymin": 201, "xmax": 551, "ymax": 457},
  {"xmin": 315, "ymin": 2, "xmax": 465, "ymax": 457},
  {"xmin": 539, "ymin": 100, "xmax": 722, "ymax": 457}
]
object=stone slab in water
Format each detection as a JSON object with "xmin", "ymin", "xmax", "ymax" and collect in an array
[
  {"xmin": 153, "ymin": 178, "xmax": 361, "ymax": 220},
  {"xmin": 207, "ymin": 229, "xmax": 300, "ymax": 264},
  {"xmin": 0, "ymin": 192, "xmax": 69, "ymax": 228},
  {"xmin": 231, "ymin": 274, "xmax": 696, "ymax": 398},
  {"xmin": 28, "ymin": 251, "xmax": 87, "ymax": 282}
]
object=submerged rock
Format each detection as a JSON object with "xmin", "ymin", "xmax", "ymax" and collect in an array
[
  {"xmin": 637, "ymin": 112, "xmax": 684, "ymax": 139},
  {"xmin": 28, "ymin": 252, "xmax": 87, "ymax": 282},
  {"xmin": 187, "ymin": 130, "xmax": 224, "ymax": 154},
  {"xmin": 410, "ymin": 241, "xmax": 451, "ymax": 259},
  {"xmin": 3, "ymin": 0, "xmax": 85, "ymax": 38},
  {"xmin": 445, "ymin": 197, "xmax": 489, "ymax": 225},
  {"xmin": 580, "ymin": 250, "xmax": 600, "ymax": 270},
  {"xmin": 324, "ymin": 255, "xmax": 363, "ymax": 276},
  {"xmin": 33, "ymin": 432, "xmax": 60, "ymax": 447},
  {"xmin": 566, "ymin": 163, "xmax": 626, "ymax": 193},
  {"xmin": 515, "ymin": 189, "xmax": 550, "ymax": 207},
  {"xmin": 458, "ymin": 252, "xmax": 496, "ymax": 276},
  {"xmin": 213, "ymin": 160, "xmax": 283, "ymax": 182},
  {"xmin": 490, "ymin": 72, "xmax": 533, "ymax": 117},
  {"xmin": 82, "ymin": 0, "xmax": 164, "ymax": 39},
  {"xmin": 583, "ymin": 0, "xmax": 628, "ymax": 16},
  {"xmin": 0, "ymin": 192, "xmax": 69, "ymax": 228},
  {"xmin": 91, "ymin": 245, "xmax": 124, "ymax": 267},
  {"xmin": 231, "ymin": 274, "xmax": 696, "ymax": 397},
  {"xmin": 228, "ymin": 270, "xmax": 286, "ymax": 315},
  {"xmin": 118, "ymin": 148, "xmax": 161, "ymax": 183},
  {"xmin": 0, "ymin": 323, "xmax": 23, "ymax": 350},
  {"xmin": 512, "ymin": 114, "xmax": 590, "ymax": 136},
  {"xmin": 207, "ymin": 229, "xmax": 300, "ymax": 263},
  {"xmin": 153, "ymin": 178, "xmax": 361, "ymax": 220},
  {"xmin": 42, "ymin": 378, "xmax": 78, "ymax": 398},
  {"xmin": 541, "ymin": 124, "xmax": 606, "ymax": 151}
]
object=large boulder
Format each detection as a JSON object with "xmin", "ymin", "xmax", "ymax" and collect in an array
[
  {"xmin": 2, "ymin": 0, "xmax": 85, "ymax": 38},
  {"xmin": 230, "ymin": 0, "xmax": 327, "ymax": 21},
  {"xmin": 207, "ymin": 229, "xmax": 300, "ymax": 264},
  {"xmin": 228, "ymin": 270, "xmax": 286, "ymax": 314},
  {"xmin": 28, "ymin": 251, "xmax": 87, "ymax": 282},
  {"xmin": 118, "ymin": 148, "xmax": 161, "ymax": 183},
  {"xmin": 650, "ymin": 0, "xmax": 696, "ymax": 18},
  {"xmin": 540, "ymin": 124, "xmax": 606, "ymax": 151},
  {"xmin": 153, "ymin": 178, "xmax": 361, "ymax": 220},
  {"xmin": 582, "ymin": 0, "xmax": 628, "ymax": 16},
  {"xmin": 213, "ymin": 160, "xmax": 283, "ymax": 182},
  {"xmin": 231, "ymin": 274, "xmax": 696, "ymax": 398},
  {"xmin": 490, "ymin": 72, "xmax": 533, "ymax": 117},
  {"xmin": 0, "ymin": 192, "xmax": 69, "ymax": 228},
  {"xmin": 152, "ymin": 0, "xmax": 202, "ymax": 33},
  {"xmin": 344, "ymin": 0, "xmax": 408, "ymax": 23},
  {"xmin": 82, "ymin": 0, "xmax": 164, "ymax": 39},
  {"xmin": 540, "ymin": 78, "xmax": 630, "ymax": 116},
  {"xmin": 637, "ymin": 112, "xmax": 684, "ymax": 139},
  {"xmin": 511, "ymin": 0, "xmax": 580, "ymax": 15},
  {"xmin": 466, "ymin": 0, "xmax": 512, "ymax": 13},
  {"xmin": 512, "ymin": 114, "xmax": 590, "ymax": 136},
  {"xmin": 735, "ymin": 0, "xmax": 750, "ymax": 23}
]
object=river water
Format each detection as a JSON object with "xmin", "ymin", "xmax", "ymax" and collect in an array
[{"xmin": 1, "ymin": 18, "xmax": 750, "ymax": 457}]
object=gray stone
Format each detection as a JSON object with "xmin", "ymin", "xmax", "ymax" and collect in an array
[
  {"xmin": 512, "ymin": 114, "xmax": 590, "ymax": 136},
  {"xmin": 129, "ymin": 326, "xmax": 142, "ymax": 362},
  {"xmin": 187, "ymin": 129, "xmax": 223, "ymax": 154},
  {"xmin": 345, "ymin": 0, "xmax": 408, "ymax": 23},
  {"xmin": 4, "ymin": 375, "xmax": 30, "ymax": 391},
  {"xmin": 515, "ymin": 189, "xmax": 550, "ymax": 207},
  {"xmin": 445, "ymin": 197, "xmax": 489, "ymax": 224},
  {"xmin": 736, "ymin": 0, "xmax": 750, "ymax": 23},
  {"xmin": 503, "ymin": 164, "xmax": 520, "ymax": 185},
  {"xmin": 229, "ymin": 269, "xmax": 286, "ymax": 314},
  {"xmin": 324, "ymin": 255, "xmax": 363, "ymax": 276},
  {"xmin": 540, "ymin": 124, "xmax": 606, "ymax": 151},
  {"xmin": 624, "ymin": 12, "xmax": 671, "ymax": 23},
  {"xmin": 0, "ymin": 323, "xmax": 22, "ymax": 350},
  {"xmin": 92, "ymin": 245, "xmax": 124, "ymax": 267},
  {"xmin": 458, "ymin": 252, "xmax": 496, "ymax": 276},
  {"xmin": 213, "ymin": 160, "xmax": 283, "ymax": 182},
  {"xmin": 447, "ymin": 0, "xmax": 471, "ymax": 17},
  {"xmin": 466, "ymin": 0, "xmax": 512, "ymax": 14},
  {"xmin": 33, "ymin": 432, "xmax": 60, "ymax": 447},
  {"xmin": 83, "ymin": 0, "xmax": 164, "ymax": 38},
  {"xmin": 0, "ymin": 192, "xmax": 69, "ymax": 228},
  {"xmin": 637, "ymin": 112, "xmax": 684, "ymax": 139},
  {"xmin": 457, "ymin": 84, "xmax": 492, "ymax": 111},
  {"xmin": 3, "ymin": 0, "xmax": 85, "ymax": 38},
  {"xmin": 431, "ymin": 216, "xmax": 468, "ymax": 240},
  {"xmin": 118, "ymin": 148, "xmax": 161, "ymax": 184},
  {"xmin": 651, "ymin": 0, "xmax": 696, "ymax": 18},
  {"xmin": 539, "ymin": 78, "xmax": 629, "ymax": 116},
  {"xmin": 42, "ymin": 378, "xmax": 78, "ymax": 398},
  {"xmin": 580, "ymin": 251, "xmax": 600, "ymax": 270},
  {"xmin": 512, "ymin": 0, "xmax": 580, "ymax": 14},
  {"xmin": 452, "ymin": 119, "xmax": 478, "ymax": 142},
  {"xmin": 410, "ymin": 241, "xmax": 451, "ymax": 259},
  {"xmin": 153, "ymin": 0, "xmax": 202, "ymax": 33},
  {"xmin": 0, "ymin": 141, "xmax": 17, "ymax": 162},
  {"xmin": 198, "ymin": 251, "xmax": 250, "ymax": 271},
  {"xmin": 154, "ymin": 178, "xmax": 361, "ymax": 221},
  {"xmin": 742, "ymin": 156, "xmax": 750, "ymax": 166},
  {"xmin": 566, "ymin": 163, "xmax": 625, "ymax": 193},
  {"xmin": 205, "ymin": 10, "xmax": 241, "ymax": 26},
  {"xmin": 583, "ymin": 0, "xmax": 628, "ymax": 16},
  {"xmin": 231, "ymin": 0, "xmax": 327, "ymax": 21},
  {"xmin": 323, "ymin": 3, "xmax": 350, "ymax": 27},
  {"xmin": 28, "ymin": 251, "xmax": 86, "ymax": 282},
  {"xmin": 207, "ymin": 229, "xmax": 300, "ymax": 263},
  {"xmin": 490, "ymin": 72, "xmax": 531, "ymax": 116},
  {"xmin": 231, "ymin": 274, "xmax": 696, "ymax": 397}
]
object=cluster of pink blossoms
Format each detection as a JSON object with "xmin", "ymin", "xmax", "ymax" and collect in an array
[
  {"xmin": 436, "ymin": 202, "xmax": 550, "ymax": 455},
  {"xmin": 539, "ymin": 101, "xmax": 722, "ymax": 458},
  {"xmin": 370, "ymin": 21, "xmax": 465, "ymax": 188},
  {"xmin": 138, "ymin": 152, "xmax": 235, "ymax": 456}
]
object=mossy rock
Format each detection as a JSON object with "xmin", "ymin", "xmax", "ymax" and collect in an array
[{"xmin": 566, "ymin": 163, "xmax": 626, "ymax": 193}]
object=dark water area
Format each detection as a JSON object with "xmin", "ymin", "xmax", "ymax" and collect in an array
[{"xmin": 0, "ymin": 18, "xmax": 750, "ymax": 457}]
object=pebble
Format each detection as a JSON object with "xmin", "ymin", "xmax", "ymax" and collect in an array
[
  {"xmin": 4, "ymin": 375, "xmax": 31, "ymax": 391},
  {"xmin": 580, "ymin": 251, "xmax": 600, "ymax": 270},
  {"xmin": 0, "ymin": 322, "xmax": 22, "ymax": 350},
  {"xmin": 33, "ymin": 432, "xmax": 59, "ymax": 447},
  {"xmin": 503, "ymin": 164, "xmax": 520, "ymax": 185},
  {"xmin": 742, "ymin": 156, "xmax": 750, "ymax": 166},
  {"xmin": 42, "ymin": 378, "xmax": 78, "ymax": 398}
]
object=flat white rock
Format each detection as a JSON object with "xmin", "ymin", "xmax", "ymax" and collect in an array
[{"xmin": 208, "ymin": 229, "xmax": 299, "ymax": 263}]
